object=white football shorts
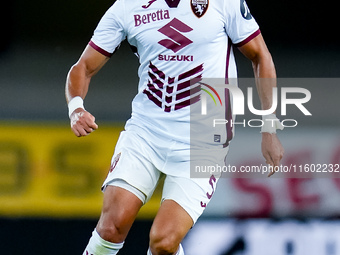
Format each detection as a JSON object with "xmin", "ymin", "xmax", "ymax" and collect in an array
[{"xmin": 102, "ymin": 124, "xmax": 229, "ymax": 223}]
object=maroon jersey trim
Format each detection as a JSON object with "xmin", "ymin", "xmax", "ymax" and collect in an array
[
  {"xmin": 234, "ymin": 29, "xmax": 261, "ymax": 48},
  {"xmin": 89, "ymin": 41, "xmax": 113, "ymax": 58}
]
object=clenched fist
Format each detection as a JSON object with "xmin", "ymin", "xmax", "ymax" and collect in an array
[{"xmin": 70, "ymin": 108, "xmax": 98, "ymax": 137}]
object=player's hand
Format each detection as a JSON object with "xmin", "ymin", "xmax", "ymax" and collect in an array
[
  {"xmin": 70, "ymin": 108, "xmax": 98, "ymax": 137},
  {"xmin": 261, "ymin": 133, "xmax": 284, "ymax": 177}
]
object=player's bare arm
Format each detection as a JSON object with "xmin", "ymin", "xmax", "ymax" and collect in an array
[
  {"xmin": 238, "ymin": 33, "xmax": 284, "ymax": 177},
  {"xmin": 65, "ymin": 45, "xmax": 109, "ymax": 137}
]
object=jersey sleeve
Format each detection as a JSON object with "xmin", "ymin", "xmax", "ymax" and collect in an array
[
  {"xmin": 224, "ymin": 0, "xmax": 260, "ymax": 47},
  {"xmin": 89, "ymin": 0, "xmax": 127, "ymax": 57}
]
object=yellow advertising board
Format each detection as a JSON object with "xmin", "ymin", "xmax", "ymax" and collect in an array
[{"xmin": 0, "ymin": 122, "xmax": 162, "ymax": 218}]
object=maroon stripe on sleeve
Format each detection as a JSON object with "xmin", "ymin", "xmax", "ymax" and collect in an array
[
  {"xmin": 89, "ymin": 41, "xmax": 113, "ymax": 57},
  {"xmin": 234, "ymin": 29, "xmax": 261, "ymax": 48}
]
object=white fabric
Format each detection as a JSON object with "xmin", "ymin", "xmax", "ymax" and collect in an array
[
  {"xmin": 176, "ymin": 244, "xmax": 185, "ymax": 255},
  {"xmin": 103, "ymin": 178, "xmax": 146, "ymax": 204},
  {"xmin": 68, "ymin": 96, "xmax": 84, "ymax": 117},
  {"xmin": 90, "ymin": 0, "xmax": 259, "ymax": 144},
  {"xmin": 83, "ymin": 230, "xmax": 124, "ymax": 255},
  {"xmin": 102, "ymin": 125, "xmax": 227, "ymax": 223},
  {"xmin": 261, "ymin": 114, "xmax": 284, "ymax": 134}
]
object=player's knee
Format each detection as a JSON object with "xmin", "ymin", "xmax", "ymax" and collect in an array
[
  {"xmin": 96, "ymin": 223, "xmax": 126, "ymax": 244},
  {"xmin": 149, "ymin": 229, "xmax": 179, "ymax": 255}
]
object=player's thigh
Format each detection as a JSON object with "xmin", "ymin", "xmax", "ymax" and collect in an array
[
  {"xmin": 97, "ymin": 129, "xmax": 161, "ymax": 243},
  {"xmin": 149, "ymin": 174, "xmax": 217, "ymax": 252},
  {"xmin": 96, "ymin": 185, "xmax": 143, "ymax": 243},
  {"xmin": 149, "ymin": 199, "xmax": 193, "ymax": 252}
]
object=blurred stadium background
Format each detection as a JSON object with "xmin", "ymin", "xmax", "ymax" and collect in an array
[{"xmin": 0, "ymin": 0, "xmax": 339, "ymax": 254}]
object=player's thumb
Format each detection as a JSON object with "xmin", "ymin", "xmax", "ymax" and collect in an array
[
  {"xmin": 84, "ymin": 112, "xmax": 98, "ymax": 130},
  {"xmin": 89, "ymin": 117, "xmax": 98, "ymax": 130}
]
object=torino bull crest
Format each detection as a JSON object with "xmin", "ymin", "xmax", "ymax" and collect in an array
[{"xmin": 191, "ymin": 0, "xmax": 209, "ymax": 18}]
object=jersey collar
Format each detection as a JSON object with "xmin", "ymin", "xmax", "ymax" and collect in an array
[{"xmin": 164, "ymin": 0, "xmax": 180, "ymax": 8}]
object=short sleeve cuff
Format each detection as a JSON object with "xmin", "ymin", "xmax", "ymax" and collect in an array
[
  {"xmin": 89, "ymin": 41, "xmax": 113, "ymax": 58},
  {"xmin": 234, "ymin": 29, "xmax": 261, "ymax": 47}
]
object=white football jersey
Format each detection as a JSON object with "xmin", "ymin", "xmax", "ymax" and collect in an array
[{"xmin": 90, "ymin": 0, "xmax": 260, "ymax": 146}]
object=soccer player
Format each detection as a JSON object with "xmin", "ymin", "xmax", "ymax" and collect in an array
[{"xmin": 65, "ymin": 0, "xmax": 284, "ymax": 254}]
